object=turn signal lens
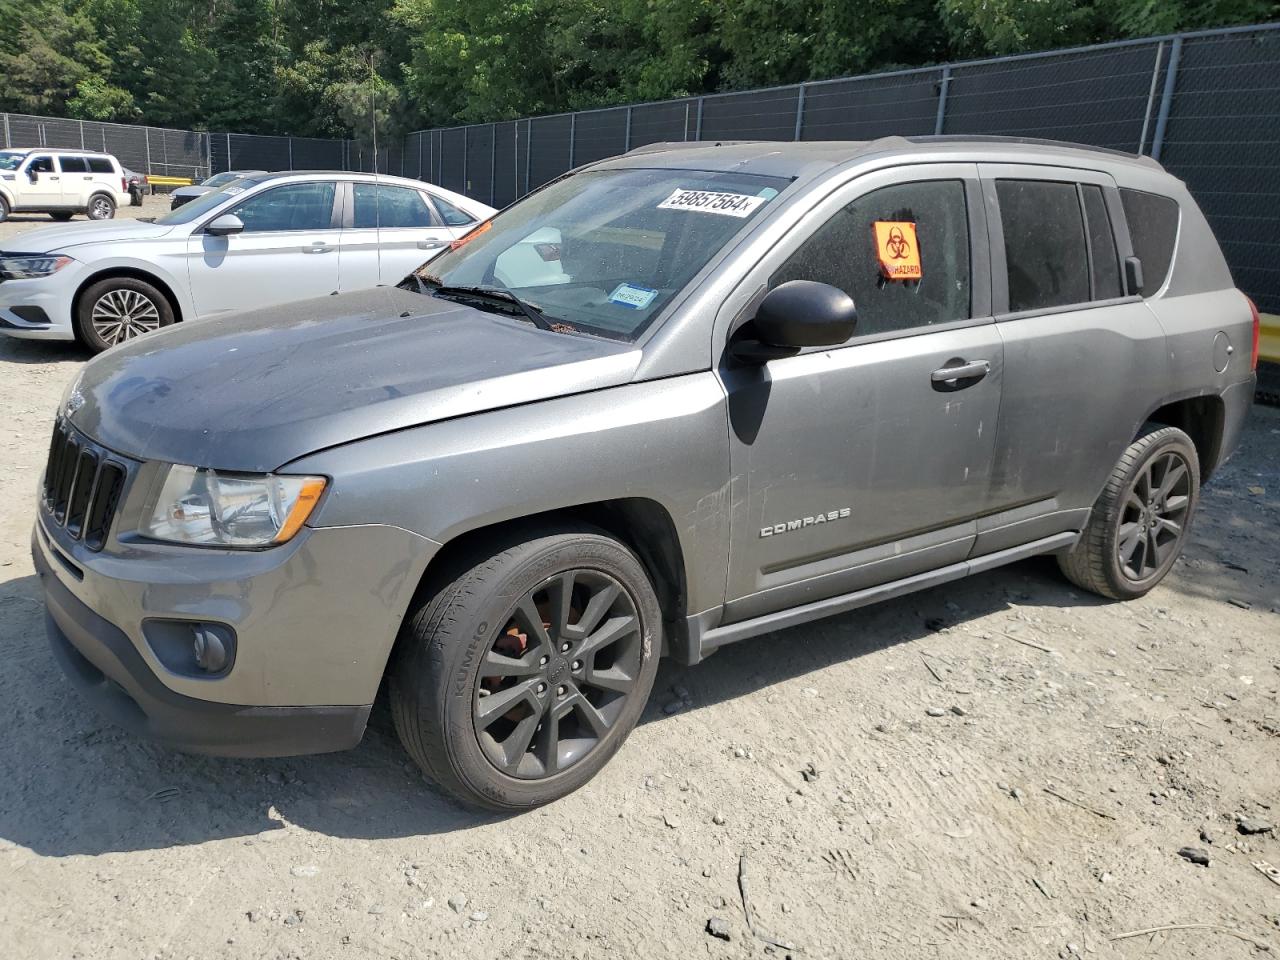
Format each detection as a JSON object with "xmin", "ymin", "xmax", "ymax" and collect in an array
[{"xmin": 275, "ymin": 477, "xmax": 327, "ymax": 543}]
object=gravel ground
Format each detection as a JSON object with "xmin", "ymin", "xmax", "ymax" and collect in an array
[{"xmin": 1, "ymin": 208, "xmax": 1278, "ymax": 959}]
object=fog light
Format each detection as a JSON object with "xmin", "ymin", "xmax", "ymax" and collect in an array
[
  {"xmin": 143, "ymin": 619, "xmax": 237, "ymax": 679},
  {"xmin": 193, "ymin": 625, "xmax": 228, "ymax": 673}
]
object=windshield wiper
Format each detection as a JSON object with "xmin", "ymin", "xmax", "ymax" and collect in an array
[{"xmin": 424, "ymin": 279, "xmax": 556, "ymax": 332}]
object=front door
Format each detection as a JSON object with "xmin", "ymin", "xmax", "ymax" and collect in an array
[
  {"xmin": 186, "ymin": 181, "xmax": 342, "ymax": 318},
  {"xmin": 19, "ymin": 155, "xmax": 60, "ymax": 207},
  {"xmin": 722, "ymin": 165, "xmax": 1003, "ymax": 622}
]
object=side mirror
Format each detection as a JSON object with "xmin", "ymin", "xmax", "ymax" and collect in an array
[
  {"xmin": 27, "ymin": 168, "xmax": 39, "ymax": 182},
  {"xmin": 733, "ymin": 280, "xmax": 858, "ymax": 362},
  {"xmin": 1124, "ymin": 256, "xmax": 1144, "ymax": 297},
  {"xmin": 206, "ymin": 213, "xmax": 245, "ymax": 236}
]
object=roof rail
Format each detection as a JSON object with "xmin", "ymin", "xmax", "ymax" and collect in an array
[{"xmin": 905, "ymin": 134, "xmax": 1163, "ymax": 167}]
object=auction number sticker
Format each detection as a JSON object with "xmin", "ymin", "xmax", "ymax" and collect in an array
[
  {"xmin": 609, "ymin": 283, "xmax": 659, "ymax": 309},
  {"xmin": 657, "ymin": 188, "xmax": 768, "ymax": 218},
  {"xmin": 873, "ymin": 221, "xmax": 922, "ymax": 280}
]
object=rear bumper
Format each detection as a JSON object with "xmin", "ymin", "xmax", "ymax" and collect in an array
[
  {"xmin": 36, "ymin": 535, "xmax": 370, "ymax": 757},
  {"xmin": 1216, "ymin": 374, "xmax": 1256, "ymax": 469}
]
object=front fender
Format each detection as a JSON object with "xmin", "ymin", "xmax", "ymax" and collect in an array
[
  {"xmin": 288, "ymin": 375, "xmax": 733, "ymax": 617},
  {"xmin": 70, "ymin": 252, "xmax": 195, "ymax": 323}
]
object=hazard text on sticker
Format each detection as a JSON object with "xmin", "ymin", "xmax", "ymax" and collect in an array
[{"xmin": 873, "ymin": 221, "xmax": 922, "ymax": 280}]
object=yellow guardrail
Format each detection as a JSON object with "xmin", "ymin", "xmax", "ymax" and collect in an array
[
  {"xmin": 145, "ymin": 175, "xmax": 194, "ymax": 187},
  {"xmin": 1260, "ymin": 313, "xmax": 1280, "ymax": 365}
]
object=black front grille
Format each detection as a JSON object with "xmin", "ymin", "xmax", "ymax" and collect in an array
[{"xmin": 43, "ymin": 420, "xmax": 129, "ymax": 551}]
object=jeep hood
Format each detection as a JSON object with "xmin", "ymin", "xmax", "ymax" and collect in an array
[
  {"xmin": 9, "ymin": 218, "xmax": 177, "ymax": 251},
  {"xmin": 68, "ymin": 287, "xmax": 641, "ymax": 472}
]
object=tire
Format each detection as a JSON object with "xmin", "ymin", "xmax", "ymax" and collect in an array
[
  {"xmin": 74, "ymin": 276, "xmax": 175, "ymax": 353},
  {"xmin": 86, "ymin": 193, "xmax": 115, "ymax": 220},
  {"xmin": 390, "ymin": 523, "xmax": 662, "ymax": 811},
  {"xmin": 0, "ymin": 195, "xmax": 9, "ymax": 223},
  {"xmin": 1058, "ymin": 425, "xmax": 1200, "ymax": 600},
  {"xmin": 50, "ymin": 211, "xmax": 74, "ymax": 221}
]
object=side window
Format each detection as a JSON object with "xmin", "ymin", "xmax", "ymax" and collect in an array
[
  {"xmin": 996, "ymin": 179, "xmax": 1089, "ymax": 312},
  {"xmin": 1120, "ymin": 188, "xmax": 1179, "ymax": 297},
  {"xmin": 770, "ymin": 179, "xmax": 971, "ymax": 338},
  {"xmin": 227, "ymin": 182, "xmax": 336, "ymax": 233},
  {"xmin": 432, "ymin": 195, "xmax": 476, "ymax": 227},
  {"xmin": 1081, "ymin": 185, "xmax": 1122, "ymax": 301},
  {"xmin": 59, "ymin": 156, "xmax": 90, "ymax": 173},
  {"xmin": 86, "ymin": 157, "xmax": 114, "ymax": 174},
  {"xmin": 27, "ymin": 155, "xmax": 54, "ymax": 174},
  {"xmin": 353, "ymin": 183, "xmax": 436, "ymax": 229}
]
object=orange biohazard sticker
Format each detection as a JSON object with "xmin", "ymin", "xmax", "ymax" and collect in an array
[{"xmin": 873, "ymin": 221, "xmax": 922, "ymax": 280}]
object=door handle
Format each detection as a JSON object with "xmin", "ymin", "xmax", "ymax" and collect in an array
[
  {"xmin": 303, "ymin": 242, "xmax": 333, "ymax": 254},
  {"xmin": 931, "ymin": 359, "xmax": 990, "ymax": 390},
  {"xmin": 417, "ymin": 239, "xmax": 448, "ymax": 250},
  {"xmin": 50, "ymin": 175, "xmax": 60, "ymax": 181}
]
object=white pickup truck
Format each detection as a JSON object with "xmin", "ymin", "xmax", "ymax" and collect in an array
[{"xmin": 0, "ymin": 149, "xmax": 132, "ymax": 222}]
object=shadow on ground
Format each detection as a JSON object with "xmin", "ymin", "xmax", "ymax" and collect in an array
[{"xmin": 0, "ymin": 557, "xmax": 1102, "ymax": 858}]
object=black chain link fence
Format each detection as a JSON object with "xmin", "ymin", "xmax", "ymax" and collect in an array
[{"xmin": 404, "ymin": 22, "xmax": 1280, "ymax": 315}]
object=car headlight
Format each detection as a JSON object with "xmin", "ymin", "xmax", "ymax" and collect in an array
[
  {"xmin": 0, "ymin": 253, "xmax": 75, "ymax": 280},
  {"xmin": 143, "ymin": 464, "xmax": 326, "ymax": 548}
]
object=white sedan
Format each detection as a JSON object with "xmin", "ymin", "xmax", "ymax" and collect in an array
[{"xmin": 0, "ymin": 172, "xmax": 495, "ymax": 352}]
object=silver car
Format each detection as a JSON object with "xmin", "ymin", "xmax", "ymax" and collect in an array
[
  {"xmin": 0, "ymin": 171, "xmax": 495, "ymax": 352},
  {"xmin": 33, "ymin": 138, "xmax": 1257, "ymax": 810}
]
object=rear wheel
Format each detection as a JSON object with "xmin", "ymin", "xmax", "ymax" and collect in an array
[
  {"xmin": 74, "ymin": 276, "xmax": 174, "ymax": 353},
  {"xmin": 1058, "ymin": 425, "xmax": 1200, "ymax": 600},
  {"xmin": 86, "ymin": 193, "xmax": 115, "ymax": 220},
  {"xmin": 390, "ymin": 524, "xmax": 661, "ymax": 810}
]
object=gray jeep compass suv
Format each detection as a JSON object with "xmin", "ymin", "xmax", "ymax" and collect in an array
[{"xmin": 34, "ymin": 137, "xmax": 1258, "ymax": 810}]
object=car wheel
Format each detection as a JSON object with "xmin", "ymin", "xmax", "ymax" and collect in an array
[
  {"xmin": 390, "ymin": 523, "xmax": 662, "ymax": 811},
  {"xmin": 86, "ymin": 193, "xmax": 116, "ymax": 220},
  {"xmin": 50, "ymin": 211, "xmax": 74, "ymax": 221},
  {"xmin": 1058, "ymin": 425, "xmax": 1200, "ymax": 600},
  {"xmin": 75, "ymin": 276, "xmax": 175, "ymax": 353},
  {"xmin": 0, "ymin": 195, "xmax": 9, "ymax": 223}
]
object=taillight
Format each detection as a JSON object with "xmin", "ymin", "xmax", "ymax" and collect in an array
[
  {"xmin": 1247, "ymin": 295, "xmax": 1260, "ymax": 372},
  {"xmin": 121, "ymin": 176, "xmax": 128, "ymax": 192}
]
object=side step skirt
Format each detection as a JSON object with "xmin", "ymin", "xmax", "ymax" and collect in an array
[{"xmin": 689, "ymin": 531, "xmax": 1079, "ymax": 662}]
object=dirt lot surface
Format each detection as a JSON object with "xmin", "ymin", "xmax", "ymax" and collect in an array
[{"xmin": 1, "ymin": 207, "xmax": 1279, "ymax": 959}]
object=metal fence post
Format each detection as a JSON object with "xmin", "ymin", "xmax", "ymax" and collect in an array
[
  {"xmin": 625, "ymin": 106, "xmax": 633, "ymax": 151},
  {"xmin": 78, "ymin": 119, "xmax": 85, "ymax": 149},
  {"xmin": 418, "ymin": 132, "xmax": 424, "ymax": 179},
  {"xmin": 145, "ymin": 128, "xmax": 152, "ymax": 175},
  {"xmin": 524, "ymin": 119, "xmax": 533, "ymax": 194},
  {"xmin": 288, "ymin": 137, "xmax": 294, "ymax": 170},
  {"xmin": 1138, "ymin": 40, "xmax": 1167, "ymax": 155},
  {"xmin": 695, "ymin": 97, "xmax": 704, "ymax": 140},
  {"xmin": 793, "ymin": 84, "xmax": 806, "ymax": 140},
  {"xmin": 568, "ymin": 113, "xmax": 576, "ymax": 168},
  {"xmin": 1150, "ymin": 35, "xmax": 1183, "ymax": 161},
  {"xmin": 934, "ymin": 66, "xmax": 952, "ymax": 135},
  {"xmin": 3, "ymin": 114, "xmax": 10, "ymax": 148},
  {"xmin": 490, "ymin": 123, "xmax": 497, "ymax": 205},
  {"xmin": 462, "ymin": 131, "xmax": 468, "ymax": 194},
  {"xmin": 226, "ymin": 132, "xmax": 232, "ymax": 171}
]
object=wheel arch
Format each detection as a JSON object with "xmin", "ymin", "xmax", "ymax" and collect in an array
[
  {"xmin": 72, "ymin": 267, "xmax": 185, "ymax": 326},
  {"xmin": 396, "ymin": 498, "xmax": 690, "ymax": 659},
  {"xmin": 1143, "ymin": 393, "xmax": 1225, "ymax": 480}
]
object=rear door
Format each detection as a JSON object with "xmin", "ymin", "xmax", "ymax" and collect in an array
[
  {"xmin": 337, "ymin": 182, "xmax": 458, "ymax": 290},
  {"xmin": 85, "ymin": 156, "xmax": 121, "ymax": 198},
  {"xmin": 975, "ymin": 164, "xmax": 1167, "ymax": 553},
  {"xmin": 721, "ymin": 164, "xmax": 1004, "ymax": 621},
  {"xmin": 56, "ymin": 156, "xmax": 91, "ymax": 206},
  {"xmin": 185, "ymin": 180, "xmax": 342, "ymax": 318}
]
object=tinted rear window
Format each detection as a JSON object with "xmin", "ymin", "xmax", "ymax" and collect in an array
[
  {"xmin": 59, "ymin": 156, "xmax": 90, "ymax": 173},
  {"xmin": 86, "ymin": 157, "xmax": 114, "ymax": 173},
  {"xmin": 997, "ymin": 179, "xmax": 1090, "ymax": 312},
  {"xmin": 1120, "ymin": 188, "xmax": 1179, "ymax": 297}
]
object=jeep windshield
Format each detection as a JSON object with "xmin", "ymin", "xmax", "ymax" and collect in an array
[{"xmin": 410, "ymin": 168, "xmax": 789, "ymax": 341}]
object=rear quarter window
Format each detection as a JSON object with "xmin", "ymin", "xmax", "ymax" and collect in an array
[
  {"xmin": 86, "ymin": 157, "xmax": 115, "ymax": 174},
  {"xmin": 1119, "ymin": 188, "xmax": 1179, "ymax": 297}
]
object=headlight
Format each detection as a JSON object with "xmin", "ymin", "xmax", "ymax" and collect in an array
[
  {"xmin": 143, "ymin": 464, "xmax": 326, "ymax": 548},
  {"xmin": 0, "ymin": 253, "xmax": 75, "ymax": 280}
]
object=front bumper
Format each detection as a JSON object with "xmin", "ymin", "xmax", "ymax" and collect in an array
[
  {"xmin": 0, "ymin": 271, "xmax": 78, "ymax": 340},
  {"xmin": 33, "ymin": 509, "xmax": 436, "ymax": 757}
]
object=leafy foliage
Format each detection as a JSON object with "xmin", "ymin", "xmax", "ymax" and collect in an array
[{"xmin": 0, "ymin": 0, "xmax": 1274, "ymax": 136}]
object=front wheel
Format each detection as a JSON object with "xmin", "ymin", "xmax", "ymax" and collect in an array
[
  {"xmin": 86, "ymin": 193, "xmax": 116, "ymax": 220},
  {"xmin": 74, "ymin": 276, "xmax": 174, "ymax": 353},
  {"xmin": 390, "ymin": 524, "xmax": 662, "ymax": 810},
  {"xmin": 1058, "ymin": 425, "xmax": 1200, "ymax": 600},
  {"xmin": 0, "ymin": 195, "xmax": 9, "ymax": 223}
]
